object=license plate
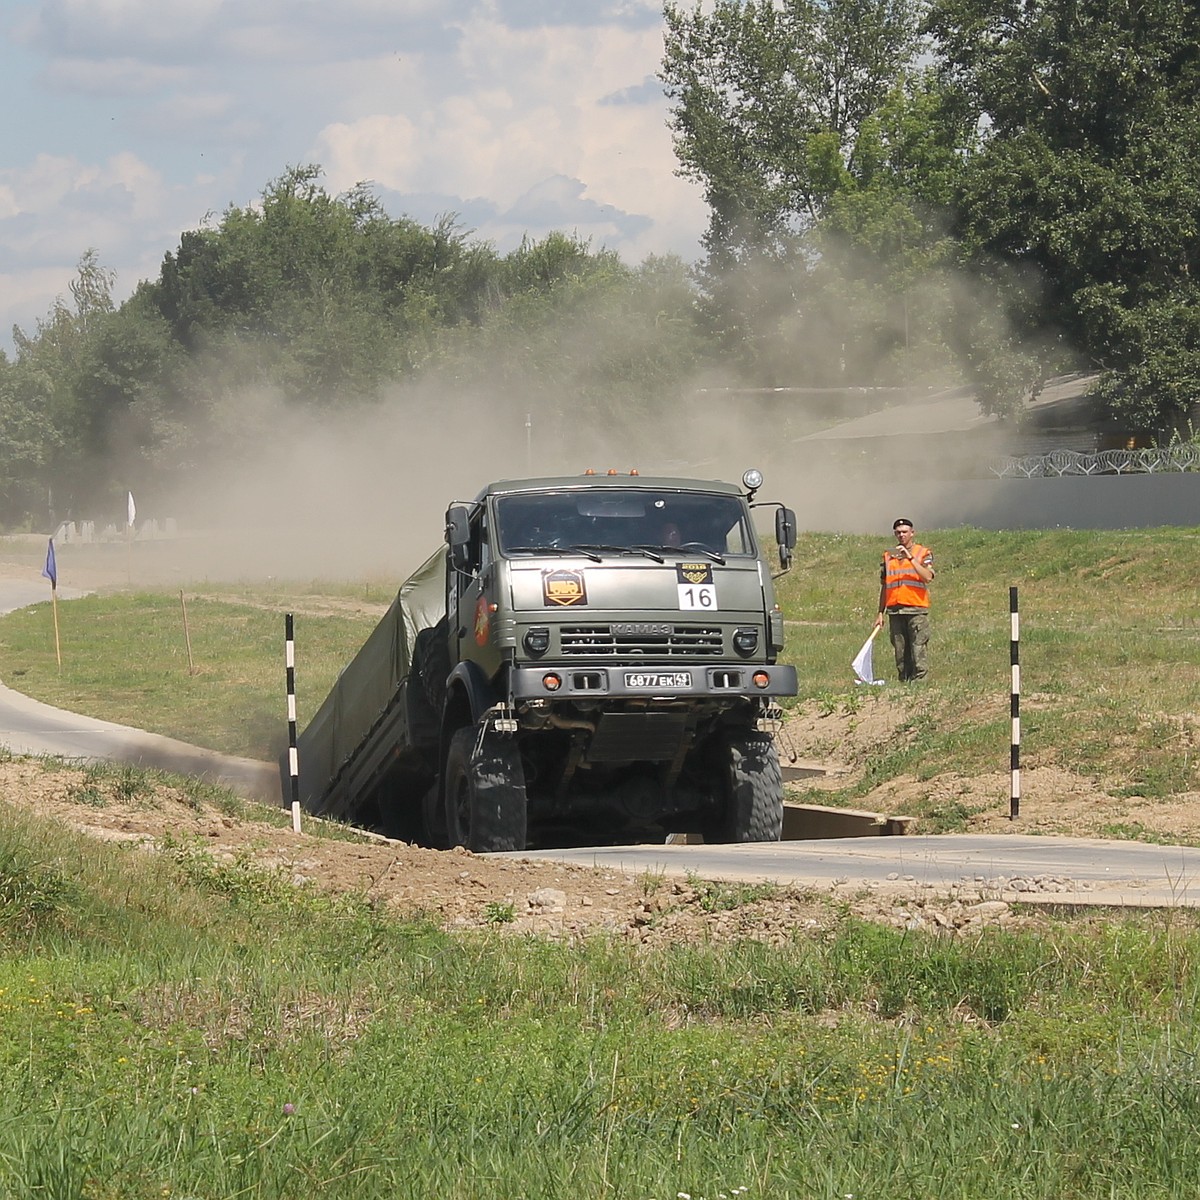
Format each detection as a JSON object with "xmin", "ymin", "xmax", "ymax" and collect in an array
[{"xmin": 624, "ymin": 671, "xmax": 692, "ymax": 689}]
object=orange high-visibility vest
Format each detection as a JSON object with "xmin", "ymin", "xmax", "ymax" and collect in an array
[{"xmin": 882, "ymin": 544, "xmax": 932, "ymax": 609}]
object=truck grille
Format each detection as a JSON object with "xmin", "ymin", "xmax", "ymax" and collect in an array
[{"xmin": 559, "ymin": 625, "xmax": 723, "ymax": 657}]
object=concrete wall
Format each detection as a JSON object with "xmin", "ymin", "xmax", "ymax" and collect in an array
[
  {"xmin": 914, "ymin": 473, "xmax": 1200, "ymax": 533},
  {"xmin": 783, "ymin": 470, "xmax": 1200, "ymax": 534}
]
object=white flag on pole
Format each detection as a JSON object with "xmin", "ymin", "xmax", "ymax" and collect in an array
[
  {"xmin": 852, "ymin": 626, "xmax": 885, "ymax": 686},
  {"xmin": 127, "ymin": 491, "xmax": 136, "ymax": 527}
]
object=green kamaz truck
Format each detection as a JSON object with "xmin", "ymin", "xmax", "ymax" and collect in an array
[{"xmin": 295, "ymin": 468, "xmax": 798, "ymax": 851}]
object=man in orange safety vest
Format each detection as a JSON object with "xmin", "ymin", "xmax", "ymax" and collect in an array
[{"xmin": 873, "ymin": 517, "xmax": 935, "ymax": 682}]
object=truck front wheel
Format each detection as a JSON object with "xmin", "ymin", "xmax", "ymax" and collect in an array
[
  {"xmin": 707, "ymin": 731, "xmax": 784, "ymax": 843},
  {"xmin": 445, "ymin": 726, "xmax": 528, "ymax": 853}
]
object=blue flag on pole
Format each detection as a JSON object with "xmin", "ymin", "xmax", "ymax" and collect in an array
[{"xmin": 42, "ymin": 537, "xmax": 57, "ymax": 588}]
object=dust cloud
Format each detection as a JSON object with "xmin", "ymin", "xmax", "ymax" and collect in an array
[{"xmin": 107, "ymin": 244, "xmax": 1059, "ymax": 586}]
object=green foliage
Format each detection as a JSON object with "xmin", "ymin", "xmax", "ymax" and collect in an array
[
  {"xmin": 927, "ymin": 0, "xmax": 1200, "ymax": 427},
  {"xmin": 660, "ymin": 0, "xmax": 975, "ymax": 387},
  {"xmin": 684, "ymin": 871, "xmax": 781, "ymax": 912},
  {"xmin": 1, "ymin": 166, "xmax": 704, "ymax": 529},
  {"xmin": 0, "ymin": 840, "xmax": 81, "ymax": 935},
  {"xmin": 661, "ymin": 0, "xmax": 926, "ymax": 253},
  {"xmin": 483, "ymin": 900, "xmax": 517, "ymax": 925}
]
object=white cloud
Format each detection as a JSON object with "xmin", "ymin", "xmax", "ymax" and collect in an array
[
  {"xmin": 41, "ymin": 55, "xmax": 192, "ymax": 95},
  {"xmin": 1, "ymin": 150, "xmax": 165, "ymax": 227},
  {"xmin": 1, "ymin": 1, "xmax": 708, "ymax": 355},
  {"xmin": 311, "ymin": 17, "xmax": 706, "ymax": 257},
  {"xmin": 22, "ymin": 0, "xmax": 227, "ymax": 61}
]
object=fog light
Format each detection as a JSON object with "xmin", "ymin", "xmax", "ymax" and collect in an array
[
  {"xmin": 733, "ymin": 627, "xmax": 758, "ymax": 655},
  {"xmin": 523, "ymin": 626, "xmax": 550, "ymax": 655},
  {"xmin": 752, "ymin": 671, "xmax": 771, "ymax": 689},
  {"xmin": 542, "ymin": 672, "xmax": 563, "ymax": 691}
]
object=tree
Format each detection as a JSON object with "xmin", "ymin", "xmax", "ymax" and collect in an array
[
  {"xmin": 430, "ymin": 240, "xmax": 707, "ymax": 455},
  {"xmin": 659, "ymin": 0, "xmax": 969, "ymax": 385},
  {"xmin": 6, "ymin": 251, "xmax": 120, "ymax": 520},
  {"xmin": 926, "ymin": 0, "xmax": 1200, "ymax": 429},
  {"xmin": 147, "ymin": 166, "xmax": 498, "ymax": 405},
  {"xmin": 661, "ymin": 0, "xmax": 926, "ymax": 261}
]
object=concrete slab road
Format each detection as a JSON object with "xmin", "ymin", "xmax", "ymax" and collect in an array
[{"xmin": 510, "ymin": 835, "xmax": 1200, "ymax": 908}]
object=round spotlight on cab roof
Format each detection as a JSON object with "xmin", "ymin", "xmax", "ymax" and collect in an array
[
  {"xmin": 743, "ymin": 468, "xmax": 764, "ymax": 491},
  {"xmin": 542, "ymin": 672, "xmax": 563, "ymax": 691}
]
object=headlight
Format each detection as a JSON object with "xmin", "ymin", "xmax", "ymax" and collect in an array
[
  {"xmin": 523, "ymin": 627, "xmax": 550, "ymax": 655},
  {"xmin": 733, "ymin": 627, "xmax": 759, "ymax": 655}
]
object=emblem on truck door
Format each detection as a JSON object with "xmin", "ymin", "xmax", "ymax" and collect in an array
[
  {"xmin": 542, "ymin": 568, "xmax": 587, "ymax": 606},
  {"xmin": 474, "ymin": 595, "xmax": 491, "ymax": 644}
]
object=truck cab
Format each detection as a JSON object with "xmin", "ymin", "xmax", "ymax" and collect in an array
[{"xmin": 436, "ymin": 470, "xmax": 797, "ymax": 850}]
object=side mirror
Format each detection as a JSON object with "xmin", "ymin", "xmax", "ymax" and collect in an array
[
  {"xmin": 446, "ymin": 504, "xmax": 471, "ymax": 570},
  {"xmin": 775, "ymin": 506, "xmax": 797, "ymax": 569}
]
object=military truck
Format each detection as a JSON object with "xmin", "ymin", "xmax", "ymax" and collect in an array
[{"xmin": 294, "ymin": 468, "xmax": 798, "ymax": 851}]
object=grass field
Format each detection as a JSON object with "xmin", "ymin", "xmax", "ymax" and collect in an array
[
  {"xmin": 4, "ymin": 798, "xmax": 1200, "ymax": 1198},
  {"xmin": 2, "ymin": 528, "xmax": 1200, "ymax": 1196}
]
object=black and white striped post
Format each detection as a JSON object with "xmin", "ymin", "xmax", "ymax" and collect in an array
[
  {"xmin": 286, "ymin": 613, "xmax": 301, "ymax": 834},
  {"xmin": 1010, "ymin": 586, "xmax": 1020, "ymax": 820}
]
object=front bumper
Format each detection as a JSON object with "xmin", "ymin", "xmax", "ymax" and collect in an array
[{"xmin": 511, "ymin": 662, "xmax": 798, "ymax": 701}]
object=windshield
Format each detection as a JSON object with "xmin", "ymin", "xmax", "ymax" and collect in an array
[{"xmin": 495, "ymin": 489, "xmax": 755, "ymax": 558}]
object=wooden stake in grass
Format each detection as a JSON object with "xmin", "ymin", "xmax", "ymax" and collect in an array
[
  {"xmin": 41, "ymin": 537, "xmax": 61, "ymax": 670},
  {"xmin": 179, "ymin": 590, "xmax": 196, "ymax": 675}
]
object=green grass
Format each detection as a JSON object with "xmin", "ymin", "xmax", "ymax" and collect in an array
[
  {"xmin": 774, "ymin": 526, "xmax": 1200, "ymax": 813},
  {"xmin": 0, "ymin": 590, "xmax": 376, "ymax": 759},
  {"xmin": 4, "ymin": 802, "xmax": 1200, "ymax": 1197}
]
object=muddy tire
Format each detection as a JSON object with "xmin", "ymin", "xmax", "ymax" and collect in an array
[
  {"xmin": 411, "ymin": 619, "xmax": 451, "ymax": 716},
  {"xmin": 445, "ymin": 726, "xmax": 528, "ymax": 853},
  {"xmin": 706, "ymin": 731, "xmax": 783, "ymax": 843}
]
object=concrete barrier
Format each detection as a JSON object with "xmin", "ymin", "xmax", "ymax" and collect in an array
[{"xmin": 782, "ymin": 802, "xmax": 913, "ymax": 840}]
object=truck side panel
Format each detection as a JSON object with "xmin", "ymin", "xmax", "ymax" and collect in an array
[{"xmin": 296, "ymin": 547, "xmax": 445, "ymax": 815}]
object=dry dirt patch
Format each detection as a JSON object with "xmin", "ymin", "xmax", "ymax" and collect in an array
[
  {"xmin": 777, "ymin": 697, "xmax": 1200, "ymax": 845},
  {"xmin": 0, "ymin": 758, "xmax": 1054, "ymax": 943}
]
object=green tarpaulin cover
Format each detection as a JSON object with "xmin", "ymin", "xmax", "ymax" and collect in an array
[{"xmin": 297, "ymin": 547, "xmax": 445, "ymax": 810}]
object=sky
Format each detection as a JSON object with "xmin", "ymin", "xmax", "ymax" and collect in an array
[{"xmin": 0, "ymin": 0, "xmax": 710, "ymax": 356}]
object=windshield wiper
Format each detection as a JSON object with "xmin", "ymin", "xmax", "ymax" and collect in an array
[
  {"xmin": 506, "ymin": 545, "xmax": 603, "ymax": 562},
  {"xmin": 678, "ymin": 545, "xmax": 726, "ymax": 564},
  {"xmin": 635, "ymin": 543, "xmax": 726, "ymax": 564},
  {"xmin": 569, "ymin": 544, "xmax": 669, "ymax": 563}
]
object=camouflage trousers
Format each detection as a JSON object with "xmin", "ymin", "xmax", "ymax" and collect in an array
[{"xmin": 887, "ymin": 610, "xmax": 931, "ymax": 682}]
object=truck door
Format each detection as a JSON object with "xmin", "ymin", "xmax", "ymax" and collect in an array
[{"xmin": 452, "ymin": 505, "xmax": 504, "ymax": 682}]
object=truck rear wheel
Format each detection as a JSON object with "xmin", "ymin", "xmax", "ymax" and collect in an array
[
  {"xmin": 707, "ymin": 731, "xmax": 783, "ymax": 843},
  {"xmin": 445, "ymin": 726, "xmax": 528, "ymax": 853},
  {"xmin": 411, "ymin": 619, "xmax": 451, "ymax": 715}
]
